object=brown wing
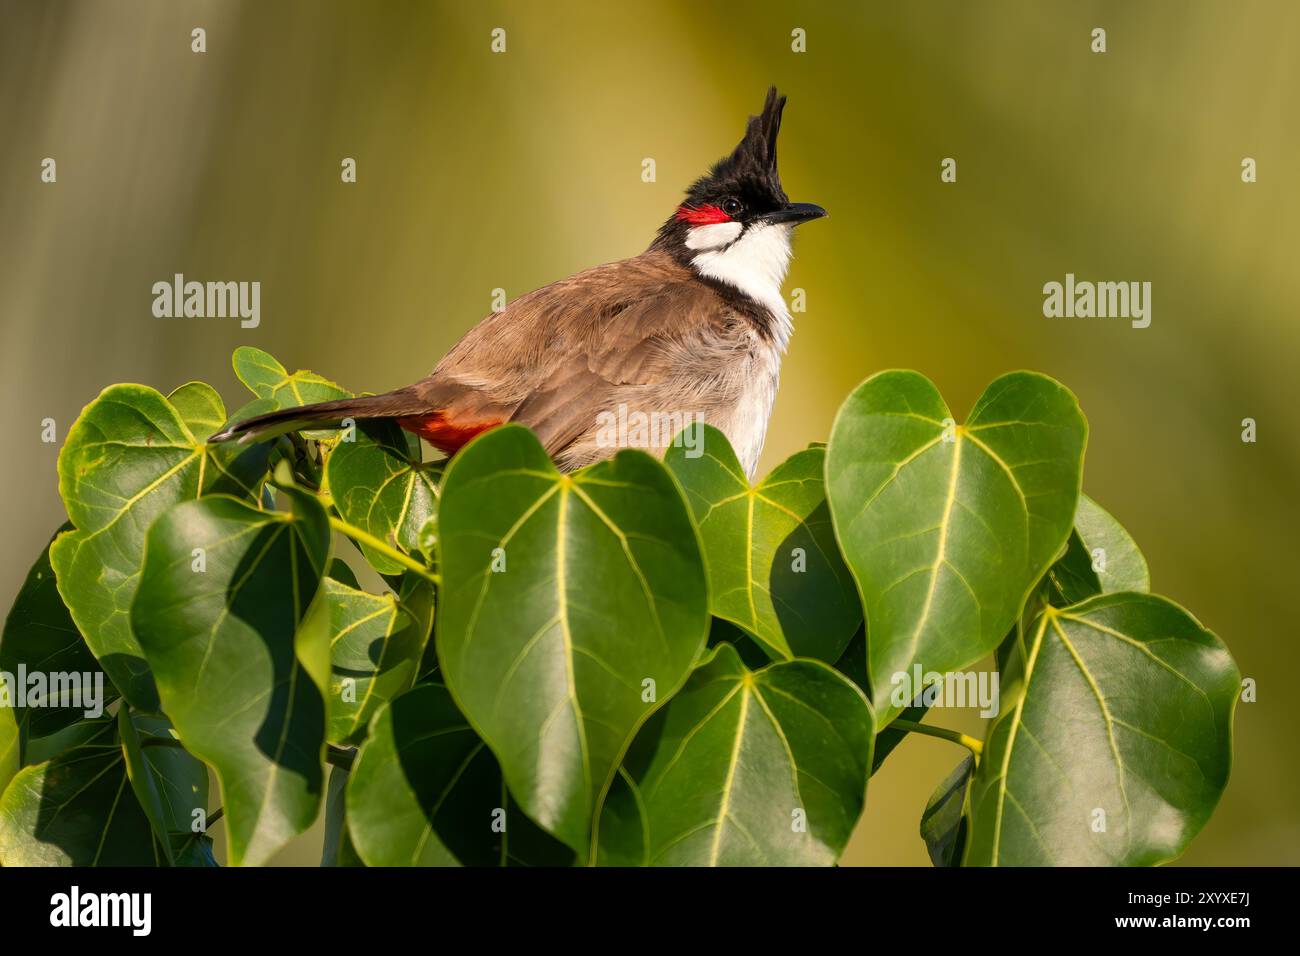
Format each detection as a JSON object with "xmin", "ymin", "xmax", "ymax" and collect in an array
[{"xmin": 413, "ymin": 250, "xmax": 747, "ymax": 459}]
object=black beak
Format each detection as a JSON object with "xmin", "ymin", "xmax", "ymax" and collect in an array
[{"xmin": 760, "ymin": 202, "xmax": 828, "ymax": 226}]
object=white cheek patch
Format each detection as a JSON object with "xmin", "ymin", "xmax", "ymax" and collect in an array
[
  {"xmin": 685, "ymin": 220, "xmax": 743, "ymax": 251},
  {"xmin": 690, "ymin": 222, "xmax": 795, "ymax": 349}
]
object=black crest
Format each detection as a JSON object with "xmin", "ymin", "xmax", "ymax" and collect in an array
[
  {"xmin": 652, "ymin": 87, "xmax": 791, "ymax": 255},
  {"xmin": 703, "ymin": 86, "xmax": 788, "ymax": 203}
]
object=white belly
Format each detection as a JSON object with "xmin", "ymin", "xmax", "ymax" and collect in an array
[
  {"xmin": 687, "ymin": 220, "xmax": 794, "ymax": 478},
  {"xmin": 713, "ymin": 341, "xmax": 782, "ymax": 481}
]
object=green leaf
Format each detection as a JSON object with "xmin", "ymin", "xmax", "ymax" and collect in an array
[
  {"xmin": 21, "ymin": 718, "xmax": 106, "ymax": 766},
  {"xmin": 118, "ymin": 710, "xmax": 208, "ymax": 865},
  {"xmin": 964, "ymin": 593, "xmax": 1239, "ymax": 865},
  {"xmin": 1075, "ymin": 496, "xmax": 1149, "ymax": 593},
  {"xmin": 0, "ymin": 701, "xmax": 16, "ymax": 798},
  {"xmin": 326, "ymin": 422, "xmax": 441, "ymax": 575},
  {"xmin": 0, "ymin": 719, "xmax": 158, "ymax": 865},
  {"xmin": 131, "ymin": 486, "xmax": 331, "ymax": 866},
  {"xmin": 416, "ymin": 514, "xmax": 439, "ymax": 564},
  {"xmin": 167, "ymin": 381, "xmax": 228, "ymax": 436},
  {"xmin": 831, "ymin": 624, "xmax": 868, "ymax": 695},
  {"xmin": 228, "ymin": 396, "xmax": 282, "ymax": 434},
  {"xmin": 1044, "ymin": 494, "xmax": 1151, "ymax": 606},
  {"xmin": 826, "ymin": 370, "xmax": 1087, "ymax": 721},
  {"xmin": 436, "ymin": 425, "xmax": 709, "ymax": 858},
  {"xmin": 707, "ymin": 617, "xmax": 775, "ymax": 670},
  {"xmin": 321, "ymin": 765, "xmax": 363, "ymax": 866},
  {"xmin": 920, "ymin": 755, "xmax": 973, "ymax": 866},
  {"xmin": 593, "ymin": 768, "xmax": 647, "ymax": 866},
  {"xmin": 346, "ymin": 683, "xmax": 571, "ymax": 866},
  {"xmin": 2, "ymin": 525, "xmax": 113, "ymax": 738},
  {"xmin": 232, "ymin": 346, "xmax": 350, "ymax": 440},
  {"xmin": 666, "ymin": 426, "xmax": 861, "ymax": 663},
  {"xmin": 51, "ymin": 383, "xmax": 269, "ymax": 709},
  {"xmin": 597, "ymin": 643, "xmax": 874, "ymax": 866},
  {"xmin": 323, "ymin": 573, "xmax": 435, "ymax": 746}
]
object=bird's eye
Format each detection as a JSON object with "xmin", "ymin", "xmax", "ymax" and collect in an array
[{"xmin": 721, "ymin": 197, "xmax": 745, "ymax": 217}]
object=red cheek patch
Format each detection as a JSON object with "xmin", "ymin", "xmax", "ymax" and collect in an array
[{"xmin": 675, "ymin": 204, "xmax": 733, "ymax": 225}]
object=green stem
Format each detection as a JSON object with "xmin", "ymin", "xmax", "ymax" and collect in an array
[
  {"xmin": 272, "ymin": 463, "xmax": 436, "ymax": 584},
  {"xmin": 890, "ymin": 718, "xmax": 983, "ymax": 758},
  {"xmin": 326, "ymin": 514, "xmax": 440, "ymax": 586}
]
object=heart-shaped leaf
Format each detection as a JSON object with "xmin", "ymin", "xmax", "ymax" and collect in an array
[
  {"xmin": 597, "ymin": 643, "xmax": 874, "ymax": 866},
  {"xmin": 346, "ymin": 683, "xmax": 572, "ymax": 866},
  {"xmin": 51, "ymin": 384, "xmax": 269, "ymax": 709},
  {"xmin": 920, "ymin": 755, "xmax": 973, "ymax": 866},
  {"xmin": 666, "ymin": 425, "xmax": 861, "ymax": 663},
  {"xmin": 0, "ymin": 719, "xmax": 158, "ymax": 865},
  {"xmin": 324, "ymin": 572, "xmax": 435, "ymax": 746},
  {"xmin": 326, "ymin": 422, "xmax": 441, "ymax": 575},
  {"xmin": 131, "ymin": 486, "xmax": 331, "ymax": 866},
  {"xmin": 2, "ymin": 526, "xmax": 113, "ymax": 739},
  {"xmin": 232, "ymin": 346, "xmax": 350, "ymax": 440},
  {"xmin": 167, "ymin": 381, "xmax": 228, "ymax": 436},
  {"xmin": 1044, "ymin": 494, "xmax": 1150, "ymax": 606},
  {"xmin": 964, "ymin": 592, "xmax": 1238, "ymax": 865},
  {"xmin": 118, "ymin": 710, "xmax": 209, "ymax": 865},
  {"xmin": 826, "ymin": 370, "xmax": 1086, "ymax": 721},
  {"xmin": 437, "ymin": 425, "xmax": 709, "ymax": 859}
]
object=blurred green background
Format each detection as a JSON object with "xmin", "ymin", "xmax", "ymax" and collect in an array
[{"xmin": 2, "ymin": 0, "xmax": 1297, "ymax": 865}]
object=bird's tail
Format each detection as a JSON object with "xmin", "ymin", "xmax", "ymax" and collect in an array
[{"xmin": 208, "ymin": 388, "xmax": 430, "ymax": 445}]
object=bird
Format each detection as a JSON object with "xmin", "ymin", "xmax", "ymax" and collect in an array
[{"xmin": 210, "ymin": 87, "xmax": 826, "ymax": 480}]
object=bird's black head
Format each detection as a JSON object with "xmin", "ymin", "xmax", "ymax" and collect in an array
[{"xmin": 653, "ymin": 87, "xmax": 827, "ymax": 260}]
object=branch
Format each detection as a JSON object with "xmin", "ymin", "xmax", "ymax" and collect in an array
[
  {"xmin": 326, "ymin": 514, "xmax": 441, "ymax": 586},
  {"xmin": 889, "ymin": 718, "xmax": 983, "ymax": 759}
]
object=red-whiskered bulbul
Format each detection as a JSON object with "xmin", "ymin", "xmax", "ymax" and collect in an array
[{"xmin": 210, "ymin": 87, "xmax": 826, "ymax": 479}]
